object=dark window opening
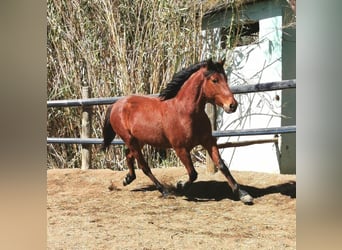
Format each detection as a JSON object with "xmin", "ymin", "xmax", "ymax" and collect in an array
[{"xmin": 220, "ymin": 21, "xmax": 259, "ymax": 48}]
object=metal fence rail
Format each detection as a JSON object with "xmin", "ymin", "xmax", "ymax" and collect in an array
[
  {"xmin": 212, "ymin": 125, "xmax": 296, "ymax": 137},
  {"xmin": 47, "ymin": 79, "xmax": 296, "ymax": 108},
  {"xmin": 47, "ymin": 125, "xmax": 296, "ymax": 145},
  {"xmin": 47, "ymin": 79, "xmax": 296, "ymax": 169}
]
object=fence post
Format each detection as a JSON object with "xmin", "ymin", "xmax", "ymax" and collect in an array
[
  {"xmin": 81, "ymin": 86, "xmax": 92, "ymax": 169},
  {"xmin": 205, "ymin": 103, "xmax": 217, "ymax": 173}
]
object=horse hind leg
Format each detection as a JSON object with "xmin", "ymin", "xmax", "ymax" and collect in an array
[
  {"xmin": 123, "ymin": 148, "xmax": 136, "ymax": 186},
  {"xmin": 128, "ymin": 142, "xmax": 168, "ymax": 196},
  {"xmin": 138, "ymin": 155, "xmax": 168, "ymax": 196}
]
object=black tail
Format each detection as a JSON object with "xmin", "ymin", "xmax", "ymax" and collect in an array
[{"xmin": 101, "ymin": 104, "xmax": 116, "ymax": 151}]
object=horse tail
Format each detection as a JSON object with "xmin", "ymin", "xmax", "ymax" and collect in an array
[{"xmin": 101, "ymin": 104, "xmax": 116, "ymax": 151}]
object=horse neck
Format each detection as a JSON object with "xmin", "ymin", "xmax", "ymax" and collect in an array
[{"xmin": 173, "ymin": 69, "xmax": 206, "ymax": 114}]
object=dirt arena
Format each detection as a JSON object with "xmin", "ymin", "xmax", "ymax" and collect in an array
[{"xmin": 47, "ymin": 166, "xmax": 296, "ymax": 249}]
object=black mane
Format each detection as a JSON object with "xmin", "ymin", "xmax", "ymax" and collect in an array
[{"xmin": 158, "ymin": 59, "xmax": 225, "ymax": 100}]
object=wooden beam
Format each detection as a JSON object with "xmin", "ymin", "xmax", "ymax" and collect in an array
[{"xmin": 217, "ymin": 138, "xmax": 278, "ymax": 149}]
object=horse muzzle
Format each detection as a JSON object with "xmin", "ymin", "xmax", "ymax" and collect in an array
[{"xmin": 223, "ymin": 102, "xmax": 238, "ymax": 113}]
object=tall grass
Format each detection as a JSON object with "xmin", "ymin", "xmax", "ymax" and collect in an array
[{"xmin": 47, "ymin": 0, "xmax": 210, "ymax": 169}]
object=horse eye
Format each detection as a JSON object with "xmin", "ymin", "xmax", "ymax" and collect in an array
[{"xmin": 212, "ymin": 78, "xmax": 219, "ymax": 84}]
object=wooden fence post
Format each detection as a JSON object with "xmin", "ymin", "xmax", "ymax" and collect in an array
[
  {"xmin": 81, "ymin": 86, "xmax": 92, "ymax": 170},
  {"xmin": 205, "ymin": 103, "xmax": 217, "ymax": 173}
]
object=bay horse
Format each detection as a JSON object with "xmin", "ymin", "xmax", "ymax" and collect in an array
[{"xmin": 102, "ymin": 58, "xmax": 253, "ymax": 204}]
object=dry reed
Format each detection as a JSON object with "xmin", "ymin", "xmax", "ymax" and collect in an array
[
  {"xmin": 47, "ymin": 0, "xmax": 255, "ymax": 169},
  {"xmin": 47, "ymin": 0, "xmax": 209, "ymax": 169}
]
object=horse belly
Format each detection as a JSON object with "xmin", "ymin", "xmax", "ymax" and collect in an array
[
  {"xmin": 164, "ymin": 112, "xmax": 213, "ymax": 149},
  {"xmin": 131, "ymin": 118, "xmax": 170, "ymax": 147}
]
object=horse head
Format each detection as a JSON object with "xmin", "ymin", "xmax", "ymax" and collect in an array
[{"xmin": 203, "ymin": 58, "xmax": 238, "ymax": 113}]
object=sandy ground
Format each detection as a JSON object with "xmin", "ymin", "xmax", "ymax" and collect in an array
[{"xmin": 47, "ymin": 166, "xmax": 296, "ymax": 249}]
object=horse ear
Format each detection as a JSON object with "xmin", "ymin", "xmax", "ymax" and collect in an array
[
  {"xmin": 207, "ymin": 58, "xmax": 215, "ymax": 69},
  {"xmin": 220, "ymin": 58, "xmax": 226, "ymax": 66}
]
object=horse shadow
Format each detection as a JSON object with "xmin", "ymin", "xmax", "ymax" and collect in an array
[
  {"xmin": 132, "ymin": 180, "xmax": 296, "ymax": 202},
  {"xmin": 180, "ymin": 180, "xmax": 296, "ymax": 202}
]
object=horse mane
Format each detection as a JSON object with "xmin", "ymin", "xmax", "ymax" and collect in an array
[{"xmin": 159, "ymin": 59, "xmax": 225, "ymax": 101}]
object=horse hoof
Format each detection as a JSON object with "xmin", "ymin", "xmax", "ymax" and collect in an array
[
  {"xmin": 239, "ymin": 189, "xmax": 254, "ymax": 205},
  {"xmin": 161, "ymin": 189, "xmax": 172, "ymax": 198},
  {"xmin": 176, "ymin": 181, "xmax": 185, "ymax": 190},
  {"xmin": 176, "ymin": 180, "xmax": 190, "ymax": 192},
  {"xmin": 123, "ymin": 174, "xmax": 136, "ymax": 186},
  {"xmin": 240, "ymin": 194, "xmax": 254, "ymax": 205}
]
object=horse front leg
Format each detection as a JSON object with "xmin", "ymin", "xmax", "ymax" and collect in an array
[
  {"xmin": 174, "ymin": 148, "xmax": 198, "ymax": 192},
  {"xmin": 203, "ymin": 140, "xmax": 254, "ymax": 205}
]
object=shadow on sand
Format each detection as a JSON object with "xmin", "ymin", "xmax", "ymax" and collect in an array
[{"xmin": 131, "ymin": 180, "xmax": 296, "ymax": 202}]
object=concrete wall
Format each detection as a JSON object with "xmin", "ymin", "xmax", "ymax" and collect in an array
[
  {"xmin": 217, "ymin": 15, "xmax": 283, "ymax": 173},
  {"xmin": 202, "ymin": 0, "xmax": 296, "ymax": 173}
]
